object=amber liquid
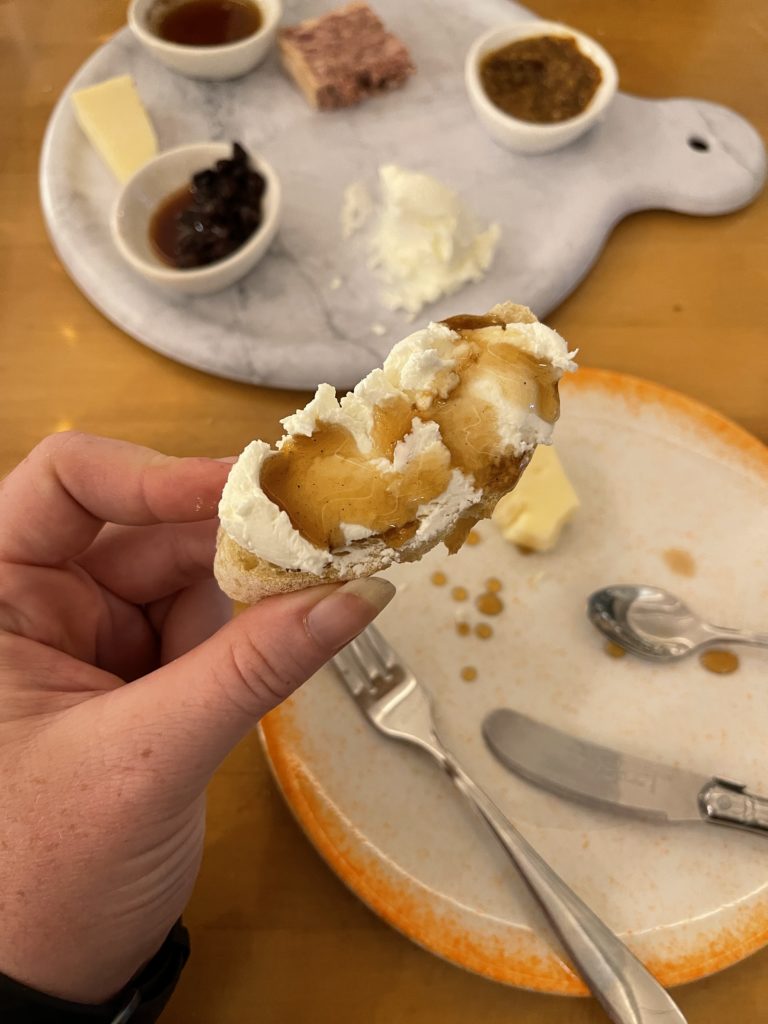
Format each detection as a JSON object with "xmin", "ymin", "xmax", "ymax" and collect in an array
[
  {"xmin": 441, "ymin": 313, "xmax": 513, "ymax": 332},
  {"xmin": 157, "ymin": 0, "xmax": 261, "ymax": 46},
  {"xmin": 699, "ymin": 649, "xmax": 739, "ymax": 675},
  {"xmin": 661, "ymin": 547, "xmax": 696, "ymax": 577},
  {"xmin": 261, "ymin": 403, "xmax": 449, "ymax": 551},
  {"xmin": 149, "ymin": 185, "xmax": 194, "ymax": 267},
  {"xmin": 476, "ymin": 592, "xmax": 503, "ymax": 616}
]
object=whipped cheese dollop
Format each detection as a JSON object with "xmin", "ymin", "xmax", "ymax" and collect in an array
[
  {"xmin": 219, "ymin": 314, "xmax": 576, "ymax": 574},
  {"xmin": 343, "ymin": 166, "xmax": 501, "ymax": 317}
]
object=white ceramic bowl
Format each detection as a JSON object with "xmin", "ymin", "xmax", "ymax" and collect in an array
[
  {"xmin": 127, "ymin": 0, "xmax": 281, "ymax": 80},
  {"xmin": 465, "ymin": 21, "xmax": 618, "ymax": 155},
  {"xmin": 112, "ymin": 142, "xmax": 281, "ymax": 296}
]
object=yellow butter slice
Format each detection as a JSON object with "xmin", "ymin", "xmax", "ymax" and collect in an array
[
  {"xmin": 71, "ymin": 75, "xmax": 158, "ymax": 182},
  {"xmin": 492, "ymin": 445, "xmax": 579, "ymax": 552}
]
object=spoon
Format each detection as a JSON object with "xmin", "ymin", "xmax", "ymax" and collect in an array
[{"xmin": 587, "ymin": 585, "xmax": 768, "ymax": 662}]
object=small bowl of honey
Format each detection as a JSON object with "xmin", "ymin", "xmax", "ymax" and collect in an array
[
  {"xmin": 111, "ymin": 140, "xmax": 281, "ymax": 295},
  {"xmin": 128, "ymin": 0, "xmax": 281, "ymax": 80},
  {"xmin": 465, "ymin": 21, "xmax": 618, "ymax": 155}
]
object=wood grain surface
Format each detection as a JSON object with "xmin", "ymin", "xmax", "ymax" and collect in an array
[{"xmin": 1, "ymin": 1, "xmax": 766, "ymax": 1020}]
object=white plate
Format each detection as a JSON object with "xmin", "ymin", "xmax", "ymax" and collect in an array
[
  {"xmin": 261, "ymin": 369, "xmax": 768, "ymax": 993},
  {"xmin": 39, "ymin": 1, "xmax": 765, "ymax": 390}
]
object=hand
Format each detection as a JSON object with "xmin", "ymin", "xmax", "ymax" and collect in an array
[{"xmin": 0, "ymin": 432, "xmax": 393, "ymax": 1004}]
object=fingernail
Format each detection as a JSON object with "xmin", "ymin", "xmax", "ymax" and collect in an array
[
  {"xmin": 215, "ymin": 456, "xmax": 238, "ymax": 464},
  {"xmin": 305, "ymin": 577, "xmax": 396, "ymax": 650}
]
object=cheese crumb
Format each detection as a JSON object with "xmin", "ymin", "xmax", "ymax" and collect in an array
[{"xmin": 341, "ymin": 181, "xmax": 374, "ymax": 239}]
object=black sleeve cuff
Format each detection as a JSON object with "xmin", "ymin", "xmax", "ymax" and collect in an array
[{"xmin": 0, "ymin": 920, "xmax": 189, "ymax": 1023}]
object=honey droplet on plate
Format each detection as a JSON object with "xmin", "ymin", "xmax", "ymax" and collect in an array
[
  {"xmin": 476, "ymin": 592, "xmax": 504, "ymax": 616},
  {"xmin": 452, "ymin": 586, "xmax": 469, "ymax": 602},
  {"xmin": 466, "ymin": 530, "xmax": 481, "ymax": 546},
  {"xmin": 700, "ymin": 649, "xmax": 739, "ymax": 675},
  {"xmin": 475, "ymin": 623, "xmax": 493, "ymax": 639},
  {"xmin": 461, "ymin": 666, "xmax": 478, "ymax": 682},
  {"xmin": 486, "ymin": 577, "xmax": 502, "ymax": 593},
  {"xmin": 456, "ymin": 622, "xmax": 471, "ymax": 637},
  {"xmin": 604, "ymin": 640, "xmax": 627, "ymax": 659},
  {"xmin": 662, "ymin": 548, "xmax": 696, "ymax": 577},
  {"xmin": 431, "ymin": 571, "xmax": 447, "ymax": 586}
]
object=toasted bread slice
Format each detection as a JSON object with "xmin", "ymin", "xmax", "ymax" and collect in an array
[
  {"xmin": 214, "ymin": 477, "xmax": 510, "ymax": 604},
  {"xmin": 215, "ymin": 303, "xmax": 575, "ymax": 603}
]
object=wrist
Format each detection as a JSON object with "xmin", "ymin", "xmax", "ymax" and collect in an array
[
  {"xmin": 0, "ymin": 920, "xmax": 168, "ymax": 1005},
  {"xmin": 0, "ymin": 922, "xmax": 190, "ymax": 1023}
]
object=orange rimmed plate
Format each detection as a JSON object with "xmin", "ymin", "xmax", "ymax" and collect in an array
[{"xmin": 261, "ymin": 368, "xmax": 768, "ymax": 994}]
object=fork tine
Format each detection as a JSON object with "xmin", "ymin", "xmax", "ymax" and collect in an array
[
  {"xmin": 364, "ymin": 624, "xmax": 398, "ymax": 670},
  {"xmin": 346, "ymin": 637, "xmax": 379, "ymax": 687},
  {"xmin": 332, "ymin": 643, "xmax": 353, "ymax": 673},
  {"xmin": 348, "ymin": 630, "xmax": 389, "ymax": 682},
  {"xmin": 332, "ymin": 645, "xmax": 367, "ymax": 696}
]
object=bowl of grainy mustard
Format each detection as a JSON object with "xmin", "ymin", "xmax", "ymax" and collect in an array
[{"xmin": 465, "ymin": 20, "xmax": 618, "ymax": 155}]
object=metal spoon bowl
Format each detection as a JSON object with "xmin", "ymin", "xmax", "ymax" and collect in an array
[{"xmin": 587, "ymin": 585, "xmax": 768, "ymax": 662}]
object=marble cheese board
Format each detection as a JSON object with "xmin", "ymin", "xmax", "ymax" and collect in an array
[{"xmin": 40, "ymin": 0, "xmax": 766, "ymax": 390}]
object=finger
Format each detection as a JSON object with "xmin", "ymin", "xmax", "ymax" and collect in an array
[
  {"xmin": 153, "ymin": 578, "xmax": 233, "ymax": 663},
  {"xmin": 0, "ymin": 559, "xmax": 154, "ymax": 678},
  {"xmin": 94, "ymin": 585, "xmax": 159, "ymax": 682},
  {"xmin": 77, "ymin": 519, "xmax": 218, "ymax": 604},
  {"xmin": 99, "ymin": 578, "xmax": 395, "ymax": 784},
  {"xmin": 0, "ymin": 432, "xmax": 232, "ymax": 566}
]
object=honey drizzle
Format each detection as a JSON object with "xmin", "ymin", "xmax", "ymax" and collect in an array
[
  {"xmin": 700, "ymin": 649, "xmax": 739, "ymax": 675},
  {"xmin": 443, "ymin": 517, "xmax": 478, "ymax": 554},
  {"xmin": 260, "ymin": 319, "xmax": 560, "ymax": 553},
  {"xmin": 476, "ymin": 592, "xmax": 504, "ymax": 616},
  {"xmin": 429, "ymin": 342, "xmax": 559, "ymax": 492},
  {"xmin": 260, "ymin": 406, "xmax": 450, "ymax": 551},
  {"xmin": 441, "ymin": 313, "xmax": 509, "ymax": 331}
]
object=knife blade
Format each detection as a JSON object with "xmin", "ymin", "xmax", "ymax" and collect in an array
[{"xmin": 483, "ymin": 708, "xmax": 768, "ymax": 836}]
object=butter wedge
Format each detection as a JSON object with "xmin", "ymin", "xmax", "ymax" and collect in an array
[
  {"xmin": 492, "ymin": 445, "xmax": 579, "ymax": 552},
  {"xmin": 71, "ymin": 75, "xmax": 158, "ymax": 182}
]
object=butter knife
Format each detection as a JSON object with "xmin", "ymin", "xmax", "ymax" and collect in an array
[{"xmin": 483, "ymin": 709, "xmax": 768, "ymax": 835}]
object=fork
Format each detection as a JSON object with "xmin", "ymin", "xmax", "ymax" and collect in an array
[{"xmin": 333, "ymin": 626, "xmax": 687, "ymax": 1024}]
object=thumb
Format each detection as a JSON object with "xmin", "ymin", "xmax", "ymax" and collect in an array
[{"xmin": 103, "ymin": 577, "xmax": 395, "ymax": 780}]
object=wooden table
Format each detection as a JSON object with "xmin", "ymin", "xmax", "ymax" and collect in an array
[{"xmin": 2, "ymin": 1, "xmax": 767, "ymax": 1020}]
